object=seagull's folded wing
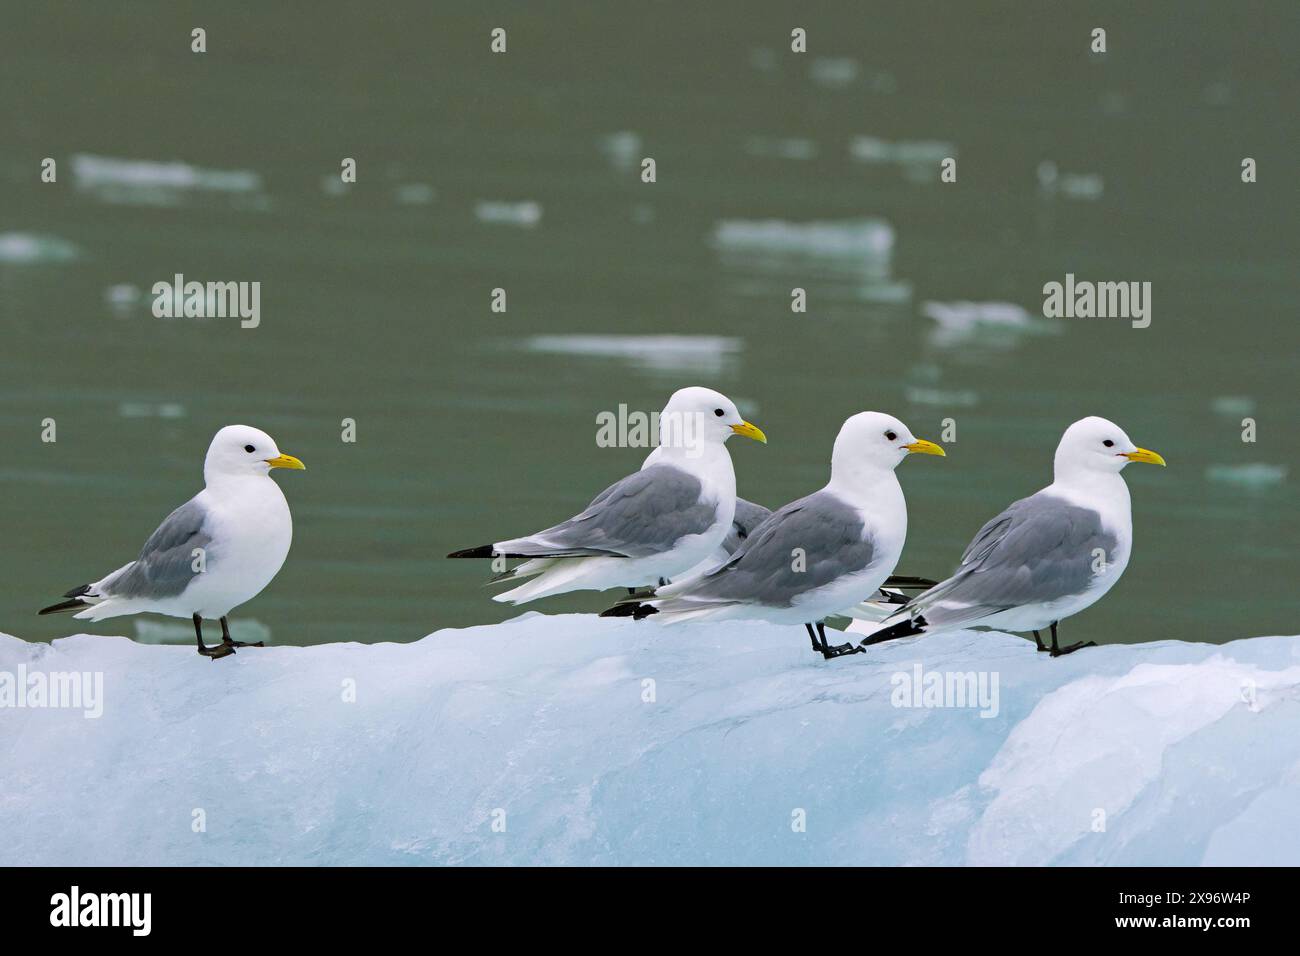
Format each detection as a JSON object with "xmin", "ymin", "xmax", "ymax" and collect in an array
[
  {"xmin": 655, "ymin": 491, "xmax": 876, "ymax": 609},
  {"xmin": 901, "ymin": 492, "xmax": 1120, "ymax": 629},
  {"xmin": 98, "ymin": 497, "xmax": 213, "ymax": 599},
  {"xmin": 495, "ymin": 464, "xmax": 719, "ymax": 559}
]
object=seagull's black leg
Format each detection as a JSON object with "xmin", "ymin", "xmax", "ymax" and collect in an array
[
  {"xmin": 817, "ymin": 621, "xmax": 864, "ymax": 660},
  {"xmin": 194, "ymin": 613, "xmax": 234, "ymax": 660},
  {"xmin": 805, "ymin": 622, "xmax": 822, "ymax": 653},
  {"xmin": 1032, "ymin": 630, "xmax": 1048, "ymax": 653},
  {"xmin": 220, "ymin": 615, "xmax": 263, "ymax": 649},
  {"xmin": 1049, "ymin": 620, "xmax": 1096, "ymax": 657}
]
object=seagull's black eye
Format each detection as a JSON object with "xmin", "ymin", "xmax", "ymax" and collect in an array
[
  {"xmin": 244, "ymin": 444, "xmax": 255, "ymax": 453},
  {"xmin": 713, "ymin": 408, "xmax": 724, "ymax": 417},
  {"xmin": 1103, "ymin": 439, "xmax": 1114, "ymax": 448},
  {"xmin": 885, "ymin": 430, "xmax": 897, "ymax": 441}
]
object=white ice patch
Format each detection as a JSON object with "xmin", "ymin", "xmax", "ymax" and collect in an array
[
  {"xmin": 969, "ymin": 656, "xmax": 1300, "ymax": 864},
  {"xmin": 521, "ymin": 334, "xmax": 742, "ymax": 376},
  {"xmin": 1, "ymin": 619, "xmax": 1297, "ymax": 865}
]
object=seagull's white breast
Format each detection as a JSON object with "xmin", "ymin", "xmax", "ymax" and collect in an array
[
  {"xmin": 186, "ymin": 477, "xmax": 293, "ymax": 617},
  {"xmin": 791, "ymin": 478, "xmax": 909, "ymax": 620},
  {"xmin": 985, "ymin": 478, "xmax": 1134, "ymax": 631}
]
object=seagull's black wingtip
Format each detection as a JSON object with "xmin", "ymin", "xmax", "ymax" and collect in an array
[
  {"xmin": 859, "ymin": 614, "xmax": 928, "ymax": 647},
  {"xmin": 447, "ymin": 545, "xmax": 495, "ymax": 559},
  {"xmin": 38, "ymin": 598, "xmax": 90, "ymax": 616},
  {"xmin": 883, "ymin": 574, "xmax": 939, "ymax": 590},
  {"xmin": 599, "ymin": 602, "xmax": 658, "ymax": 620},
  {"xmin": 39, "ymin": 584, "xmax": 91, "ymax": 615}
]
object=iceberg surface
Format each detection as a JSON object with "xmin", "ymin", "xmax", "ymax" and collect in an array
[{"xmin": 2, "ymin": 616, "xmax": 1298, "ymax": 866}]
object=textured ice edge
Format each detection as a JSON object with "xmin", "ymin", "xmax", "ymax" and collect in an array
[{"xmin": 2, "ymin": 615, "xmax": 1298, "ymax": 866}]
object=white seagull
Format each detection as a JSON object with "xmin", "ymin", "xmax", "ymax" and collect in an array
[
  {"xmin": 448, "ymin": 386, "xmax": 766, "ymax": 603},
  {"xmin": 603, "ymin": 412, "xmax": 945, "ymax": 659},
  {"xmin": 858, "ymin": 416, "xmax": 1165, "ymax": 656},
  {"xmin": 677, "ymin": 496, "xmax": 936, "ymax": 603},
  {"xmin": 39, "ymin": 425, "xmax": 306, "ymax": 660}
]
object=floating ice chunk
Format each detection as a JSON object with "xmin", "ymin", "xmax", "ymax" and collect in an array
[
  {"xmin": 1204, "ymin": 463, "xmax": 1287, "ymax": 488},
  {"xmin": 904, "ymin": 386, "xmax": 980, "ymax": 407},
  {"xmin": 522, "ymin": 334, "xmax": 742, "ymax": 376},
  {"xmin": 475, "ymin": 200, "xmax": 543, "ymax": 228},
  {"xmin": 810, "ymin": 56, "xmax": 859, "ymax": 88},
  {"xmin": 849, "ymin": 136, "xmax": 954, "ymax": 167},
  {"xmin": 117, "ymin": 401, "xmax": 186, "ymax": 420},
  {"xmin": 0, "ymin": 233, "xmax": 80, "ymax": 264},
  {"xmin": 393, "ymin": 183, "xmax": 436, "ymax": 205},
  {"xmin": 920, "ymin": 300, "xmax": 1063, "ymax": 350},
  {"xmin": 320, "ymin": 174, "xmax": 348, "ymax": 196},
  {"xmin": 103, "ymin": 283, "xmax": 143, "ymax": 316},
  {"xmin": 1210, "ymin": 395, "xmax": 1256, "ymax": 416},
  {"xmin": 712, "ymin": 217, "xmax": 909, "ymax": 304},
  {"xmin": 1, "ymin": 619, "xmax": 1297, "ymax": 866},
  {"xmin": 713, "ymin": 217, "xmax": 894, "ymax": 260},
  {"xmin": 849, "ymin": 136, "xmax": 955, "ymax": 182},
  {"xmin": 71, "ymin": 153, "xmax": 264, "ymax": 207},
  {"xmin": 743, "ymin": 136, "xmax": 818, "ymax": 161},
  {"xmin": 597, "ymin": 131, "xmax": 642, "ymax": 171},
  {"xmin": 970, "ymin": 657, "xmax": 1300, "ymax": 865},
  {"xmin": 1036, "ymin": 161, "xmax": 1105, "ymax": 201}
]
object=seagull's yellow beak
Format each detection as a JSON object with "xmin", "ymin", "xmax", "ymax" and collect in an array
[
  {"xmin": 1123, "ymin": 447, "xmax": 1166, "ymax": 466},
  {"xmin": 903, "ymin": 438, "xmax": 946, "ymax": 457},
  {"xmin": 266, "ymin": 453, "xmax": 306, "ymax": 470},
  {"xmin": 730, "ymin": 421, "xmax": 767, "ymax": 444}
]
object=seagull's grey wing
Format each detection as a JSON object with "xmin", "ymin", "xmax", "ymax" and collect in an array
[
  {"xmin": 100, "ymin": 498, "xmax": 213, "ymax": 599},
  {"xmin": 723, "ymin": 497, "xmax": 772, "ymax": 553},
  {"xmin": 661, "ymin": 491, "xmax": 874, "ymax": 608},
  {"xmin": 907, "ymin": 492, "xmax": 1118, "ymax": 628},
  {"xmin": 502, "ymin": 464, "xmax": 718, "ymax": 559}
]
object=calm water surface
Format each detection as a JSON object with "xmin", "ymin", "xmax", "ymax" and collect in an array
[{"xmin": 3, "ymin": 4, "xmax": 1296, "ymax": 646}]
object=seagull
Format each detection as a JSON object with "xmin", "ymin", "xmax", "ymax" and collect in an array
[
  {"xmin": 448, "ymin": 386, "xmax": 766, "ymax": 603},
  {"xmin": 680, "ymin": 497, "xmax": 937, "ymax": 599},
  {"xmin": 602, "ymin": 412, "xmax": 945, "ymax": 659},
  {"xmin": 723, "ymin": 497, "xmax": 773, "ymax": 556},
  {"xmin": 39, "ymin": 425, "xmax": 305, "ymax": 660},
  {"xmin": 671, "ymin": 496, "xmax": 774, "ymax": 581},
  {"xmin": 858, "ymin": 416, "xmax": 1164, "ymax": 656}
]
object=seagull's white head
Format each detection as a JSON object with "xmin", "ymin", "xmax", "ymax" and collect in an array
[
  {"xmin": 657, "ymin": 386, "xmax": 766, "ymax": 451},
  {"xmin": 204, "ymin": 425, "xmax": 306, "ymax": 481},
  {"xmin": 1053, "ymin": 416, "xmax": 1165, "ymax": 479},
  {"xmin": 831, "ymin": 411, "xmax": 946, "ymax": 476}
]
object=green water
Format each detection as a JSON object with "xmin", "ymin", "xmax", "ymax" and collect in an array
[{"xmin": 3, "ymin": 3, "xmax": 1296, "ymax": 647}]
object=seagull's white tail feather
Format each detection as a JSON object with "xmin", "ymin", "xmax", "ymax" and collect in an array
[
  {"xmin": 492, "ymin": 557, "xmax": 615, "ymax": 604},
  {"xmin": 845, "ymin": 600, "xmax": 895, "ymax": 622},
  {"xmin": 72, "ymin": 597, "xmax": 140, "ymax": 622},
  {"xmin": 499, "ymin": 558, "xmax": 553, "ymax": 581},
  {"xmin": 651, "ymin": 604, "xmax": 736, "ymax": 625},
  {"xmin": 642, "ymin": 594, "xmax": 741, "ymax": 624},
  {"xmin": 486, "ymin": 557, "xmax": 554, "ymax": 585}
]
